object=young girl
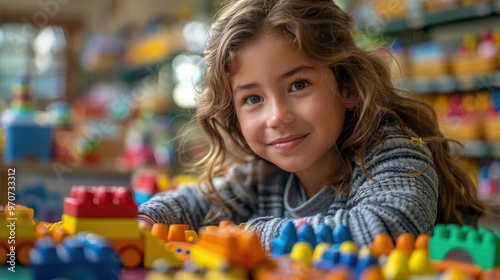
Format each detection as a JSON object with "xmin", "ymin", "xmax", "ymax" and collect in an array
[{"xmin": 138, "ymin": 0, "xmax": 486, "ymax": 251}]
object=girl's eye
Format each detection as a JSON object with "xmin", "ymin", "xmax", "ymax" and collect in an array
[
  {"xmin": 290, "ymin": 80, "xmax": 310, "ymax": 92},
  {"xmin": 244, "ymin": 95, "xmax": 264, "ymax": 105}
]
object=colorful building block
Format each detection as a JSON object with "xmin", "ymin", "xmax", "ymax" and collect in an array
[
  {"xmin": 64, "ymin": 186, "xmax": 138, "ymax": 218},
  {"xmin": 190, "ymin": 224, "xmax": 271, "ymax": 274},
  {"xmin": 271, "ymin": 221, "xmax": 298, "ymax": 256},
  {"xmin": 61, "ymin": 214, "xmax": 142, "ymax": 239},
  {"xmin": 429, "ymin": 224, "xmax": 500, "ymax": 270},
  {"xmin": 0, "ymin": 205, "xmax": 37, "ymax": 265},
  {"xmin": 29, "ymin": 233, "xmax": 121, "ymax": 280},
  {"xmin": 143, "ymin": 229, "xmax": 184, "ymax": 269}
]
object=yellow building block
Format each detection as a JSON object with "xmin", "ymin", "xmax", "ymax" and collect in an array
[
  {"xmin": 190, "ymin": 245, "xmax": 229, "ymax": 270},
  {"xmin": 0, "ymin": 209, "xmax": 36, "ymax": 239},
  {"xmin": 61, "ymin": 214, "xmax": 141, "ymax": 239},
  {"xmin": 142, "ymin": 229, "xmax": 183, "ymax": 269}
]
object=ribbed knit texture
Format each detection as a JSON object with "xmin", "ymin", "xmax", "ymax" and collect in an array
[{"xmin": 139, "ymin": 125, "xmax": 438, "ymax": 251}]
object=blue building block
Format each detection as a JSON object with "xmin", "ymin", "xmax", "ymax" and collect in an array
[
  {"xmin": 271, "ymin": 221, "xmax": 298, "ymax": 256},
  {"xmin": 316, "ymin": 224, "xmax": 333, "ymax": 244},
  {"xmin": 133, "ymin": 190, "xmax": 153, "ymax": 204},
  {"xmin": 333, "ymin": 225, "xmax": 353, "ymax": 244},
  {"xmin": 354, "ymin": 255, "xmax": 378, "ymax": 280},
  {"xmin": 4, "ymin": 124, "xmax": 53, "ymax": 163},
  {"xmin": 298, "ymin": 224, "xmax": 317, "ymax": 249},
  {"xmin": 30, "ymin": 232, "xmax": 121, "ymax": 280},
  {"xmin": 314, "ymin": 249, "xmax": 340, "ymax": 270}
]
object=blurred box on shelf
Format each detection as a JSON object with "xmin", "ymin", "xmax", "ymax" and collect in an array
[{"xmin": 451, "ymin": 55, "xmax": 498, "ymax": 75}]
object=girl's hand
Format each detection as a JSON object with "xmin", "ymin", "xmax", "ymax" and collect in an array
[
  {"xmin": 138, "ymin": 220, "xmax": 153, "ymax": 231},
  {"xmin": 136, "ymin": 215, "xmax": 154, "ymax": 231}
]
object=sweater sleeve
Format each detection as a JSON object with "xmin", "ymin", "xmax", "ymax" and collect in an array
[
  {"xmin": 138, "ymin": 163, "xmax": 259, "ymax": 230},
  {"xmin": 244, "ymin": 134, "xmax": 439, "ymax": 251}
]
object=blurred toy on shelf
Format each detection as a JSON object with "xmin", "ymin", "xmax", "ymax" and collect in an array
[
  {"xmin": 132, "ymin": 169, "xmax": 172, "ymax": 204},
  {"xmin": 435, "ymin": 93, "xmax": 486, "ymax": 141},
  {"xmin": 451, "ymin": 30, "xmax": 498, "ymax": 76},
  {"xmin": 48, "ymin": 101, "xmax": 76, "ymax": 163},
  {"xmin": 80, "ymin": 31, "xmax": 125, "ymax": 72},
  {"xmin": 117, "ymin": 117, "xmax": 156, "ymax": 171},
  {"xmin": 1, "ymin": 72, "xmax": 54, "ymax": 163}
]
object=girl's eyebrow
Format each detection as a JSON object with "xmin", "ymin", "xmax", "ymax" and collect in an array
[
  {"xmin": 233, "ymin": 65, "xmax": 316, "ymax": 95},
  {"xmin": 279, "ymin": 65, "xmax": 315, "ymax": 79}
]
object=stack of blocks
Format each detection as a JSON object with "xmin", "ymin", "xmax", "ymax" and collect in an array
[
  {"xmin": 2, "ymin": 73, "xmax": 53, "ymax": 163},
  {"xmin": 60, "ymin": 185, "xmax": 182, "ymax": 269}
]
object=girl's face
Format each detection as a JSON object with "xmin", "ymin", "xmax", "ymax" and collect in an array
[{"xmin": 231, "ymin": 33, "xmax": 351, "ymax": 175}]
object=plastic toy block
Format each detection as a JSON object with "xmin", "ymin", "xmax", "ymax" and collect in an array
[
  {"xmin": 151, "ymin": 223, "xmax": 169, "ymax": 242},
  {"xmin": 134, "ymin": 190, "xmax": 153, "ymax": 205},
  {"xmin": 190, "ymin": 244, "xmax": 231, "ymax": 271},
  {"xmin": 333, "ymin": 225, "xmax": 353, "ymax": 244},
  {"xmin": 235, "ymin": 230, "xmax": 271, "ymax": 272},
  {"xmin": 195, "ymin": 230, "xmax": 241, "ymax": 265},
  {"xmin": 205, "ymin": 267, "xmax": 248, "ymax": 280},
  {"xmin": 358, "ymin": 266, "xmax": 384, "ymax": 280},
  {"xmin": 142, "ymin": 229, "xmax": 183, "ymax": 269},
  {"xmin": 219, "ymin": 220, "xmax": 236, "ymax": 228},
  {"xmin": 312, "ymin": 242, "xmax": 331, "ymax": 261},
  {"xmin": 371, "ymin": 234, "xmax": 394, "ymax": 256},
  {"xmin": 271, "ymin": 221, "xmax": 298, "ymax": 256},
  {"xmin": 5, "ymin": 204, "xmax": 34, "ymax": 220},
  {"xmin": 30, "ymin": 233, "xmax": 121, "ymax": 280},
  {"xmin": 298, "ymin": 224, "xmax": 317, "ymax": 249},
  {"xmin": 289, "ymin": 242, "xmax": 313, "ymax": 267},
  {"xmin": 166, "ymin": 241, "xmax": 194, "ymax": 261},
  {"xmin": 0, "ymin": 208, "xmax": 36, "ymax": 239},
  {"xmin": 339, "ymin": 241, "xmax": 358, "ymax": 254},
  {"xmin": 339, "ymin": 252, "xmax": 357, "ymax": 268},
  {"xmin": 3, "ymin": 124, "xmax": 53, "ymax": 163},
  {"xmin": 382, "ymin": 249, "xmax": 410, "ymax": 280},
  {"xmin": 395, "ymin": 233, "xmax": 415, "ymax": 256},
  {"xmin": 254, "ymin": 257, "xmax": 328, "ymax": 280},
  {"xmin": 316, "ymin": 224, "xmax": 333, "ymax": 244},
  {"xmin": 432, "ymin": 260, "xmax": 482, "ymax": 278},
  {"xmin": 323, "ymin": 265, "xmax": 354, "ymax": 280},
  {"xmin": 1, "ymin": 238, "xmax": 35, "ymax": 265},
  {"xmin": 64, "ymin": 186, "xmax": 138, "ymax": 218},
  {"xmin": 415, "ymin": 233, "xmax": 430, "ymax": 250},
  {"xmin": 190, "ymin": 226, "xmax": 269, "ymax": 273},
  {"xmin": 167, "ymin": 224, "xmax": 190, "ymax": 241},
  {"xmin": 185, "ymin": 230, "xmax": 199, "ymax": 243},
  {"xmin": 61, "ymin": 214, "xmax": 141, "ymax": 239},
  {"xmin": 354, "ymin": 253, "xmax": 378, "ymax": 280},
  {"xmin": 108, "ymin": 238, "xmax": 143, "ymax": 269},
  {"xmin": 314, "ymin": 248, "xmax": 340, "ymax": 271},
  {"xmin": 429, "ymin": 224, "xmax": 500, "ymax": 269},
  {"xmin": 408, "ymin": 249, "xmax": 436, "ymax": 276}
]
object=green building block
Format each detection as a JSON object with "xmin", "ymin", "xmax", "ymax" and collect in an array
[{"xmin": 429, "ymin": 224, "xmax": 500, "ymax": 270}]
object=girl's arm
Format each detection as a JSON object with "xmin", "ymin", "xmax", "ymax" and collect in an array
[
  {"xmin": 245, "ymin": 136, "xmax": 439, "ymax": 251},
  {"xmin": 138, "ymin": 164, "xmax": 260, "ymax": 230}
]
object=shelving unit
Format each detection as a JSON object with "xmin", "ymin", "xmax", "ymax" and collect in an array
[{"xmin": 381, "ymin": 2, "xmax": 499, "ymax": 35}]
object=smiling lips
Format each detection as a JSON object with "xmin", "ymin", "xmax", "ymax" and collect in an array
[{"xmin": 268, "ymin": 134, "xmax": 308, "ymax": 151}]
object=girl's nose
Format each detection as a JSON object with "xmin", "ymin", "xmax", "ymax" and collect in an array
[{"xmin": 266, "ymin": 102, "xmax": 295, "ymax": 128}]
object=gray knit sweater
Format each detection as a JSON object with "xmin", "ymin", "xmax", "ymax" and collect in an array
[{"xmin": 139, "ymin": 125, "xmax": 438, "ymax": 251}]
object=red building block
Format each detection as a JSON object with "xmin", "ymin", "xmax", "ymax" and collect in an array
[{"xmin": 64, "ymin": 186, "xmax": 138, "ymax": 218}]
